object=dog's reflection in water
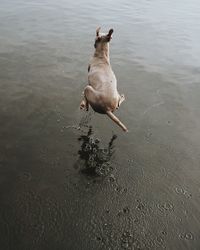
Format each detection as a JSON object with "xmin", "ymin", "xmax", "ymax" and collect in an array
[{"xmin": 77, "ymin": 126, "xmax": 117, "ymax": 177}]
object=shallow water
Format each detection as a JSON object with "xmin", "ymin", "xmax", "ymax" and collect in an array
[{"xmin": 0, "ymin": 0, "xmax": 200, "ymax": 249}]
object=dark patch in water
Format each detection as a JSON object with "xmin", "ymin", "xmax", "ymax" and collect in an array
[{"xmin": 76, "ymin": 126, "xmax": 117, "ymax": 177}]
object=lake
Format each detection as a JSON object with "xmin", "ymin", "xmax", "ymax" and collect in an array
[{"xmin": 0, "ymin": 0, "xmax": 200, "ymax": 249}]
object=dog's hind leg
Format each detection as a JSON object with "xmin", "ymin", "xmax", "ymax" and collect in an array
[
  {"xmin": 81, "ymin": 85, "xmax": 99, "ymax": 111},
  {"xmin": 117, "ymin": 94, "xmax": 125, "ymax": 109},
  {"xmin": 80, "ymin": 98, "xmax": 89, "ymax": 110},
  {"xmin": 84, "ymin": 85, "xmax": 99, "ymax": 108},
  {"xmin": 80, "ymin": 89, "xmax": 89, "ymax": 110}
]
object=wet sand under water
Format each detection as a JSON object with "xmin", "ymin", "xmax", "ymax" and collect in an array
[
  {"xmin": 0, "ymin": 79, "xmax": 200, "ymax": 249},
  {"xmin": 0, "ymin": 0, "xmax": 200, "ymax": 249}
]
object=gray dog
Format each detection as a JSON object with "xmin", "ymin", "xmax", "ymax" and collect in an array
[{"xmin": 80, "ymin": 27, "xmax": 128, "ymax": 132}]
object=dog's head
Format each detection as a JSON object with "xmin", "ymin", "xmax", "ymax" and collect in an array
[{"xmin": 94, "ymin": 27, "xmax": 114, "ymax": 48}]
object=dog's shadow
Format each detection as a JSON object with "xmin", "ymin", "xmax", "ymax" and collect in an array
[{"xmin": 75, "ymin": 126, "xmax": 117, "ymax": 177}]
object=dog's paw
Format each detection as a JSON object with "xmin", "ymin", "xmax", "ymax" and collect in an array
[
  {"xmin": 121, "ymin": 94, "xmax": 125, "ymax": 101},
  {"xmin": 80, "ymin": 101, "xmax": 86, "ymax": 110}
]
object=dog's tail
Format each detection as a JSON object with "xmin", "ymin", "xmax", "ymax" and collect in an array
[{"xmin": 106, "ymin": 111, "xmax": 128, "ymax": 132}]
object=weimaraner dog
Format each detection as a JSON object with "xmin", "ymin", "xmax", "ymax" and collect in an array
[{"xmin": 80, "ymin": 27, "xmax": 128, "ymax": 132}]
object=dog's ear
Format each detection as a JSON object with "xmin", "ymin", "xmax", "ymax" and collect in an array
[
  {"xmin": 107, "ymin": 28, "xmax": 114, "ymax": 41},
  {"xmin": 96, "ymin": 27, "xmax": 101, "ymax": 37}
]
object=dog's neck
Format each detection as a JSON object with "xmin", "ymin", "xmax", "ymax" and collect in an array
[{"xmin": 94, "ymin": 43, "xmax": 110, "ymax": 64}]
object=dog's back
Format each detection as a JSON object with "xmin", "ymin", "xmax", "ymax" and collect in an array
[{"xmin": 88, "ymin": 58, "xmax": 118, "ymax": 101}]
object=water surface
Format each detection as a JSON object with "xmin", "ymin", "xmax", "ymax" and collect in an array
[{"xmin": 0, "ymin": 0, "xmax": 200, "ymax": 249}]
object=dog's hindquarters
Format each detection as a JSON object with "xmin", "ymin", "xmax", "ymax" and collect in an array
[
  {"xmin": 84, "ymin": 85, "xmax": 104, "ymax": 113},
  {"xmin": 84, "ymin": 86, "xmax": 128, "ymax": 131},
  {"xmin": 84, "ymin": 85, "xmax": 99, "ymax": 106}
]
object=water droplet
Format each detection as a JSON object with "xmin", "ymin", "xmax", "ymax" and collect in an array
[
  {"xmin": 137, "ymin": 202, "xmax": 145, "ymax": 210},
  {"xmin": 92, "ymin": 148, "xmax": 97, "ymax": 153},
  {"xmin": 121, "ymin": 242, "xmax": 129, "ymax": 249},
  {"xmin": 96, "ymin": 236, "xmax": 102, "ymax": 241},
  {"xmin": 123, "ymin": 207, "xmax": 130, "ymax": 214},
  {"xmin": 85, "ymin": 144, "xmax": 92, "ymax": 152},
  {"xmin": 156, "ymin": 236, "xmax": 164, "ymax": 245},
  {"xmin": 175, "ymin": 187, "xmax": 184, "ymax": 194},
  {"xmin": 175, "ymin": 187, "xmax": 192, "ymax": 198},
  {"xmin": 95, "ymin": 138, "xmax": 100, "ymax": 143},
  {"xmin": 157, "ymin": 202, "xmax": 174, "ymax": 212},
  {"xmin": 115, "ymin": 186, "xmax": 121, "ymax": 192},
  {"xmin": 179, "ymin": 232, "xmax": 194, "ymax": 240},
  {"xmin": 105, "ymin": 209, "xmax": 110, "ymax": 214},
  {"xmin": 109, "ymin": 174, "xmax": 115, "ymax": 182},
  {"xmin": 128, "ymin": 159, "xmax": 134, "ymax": 163},
  {"xmin": 89, "ymin": 155, "xmax": 95, "ymax": 162}
]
